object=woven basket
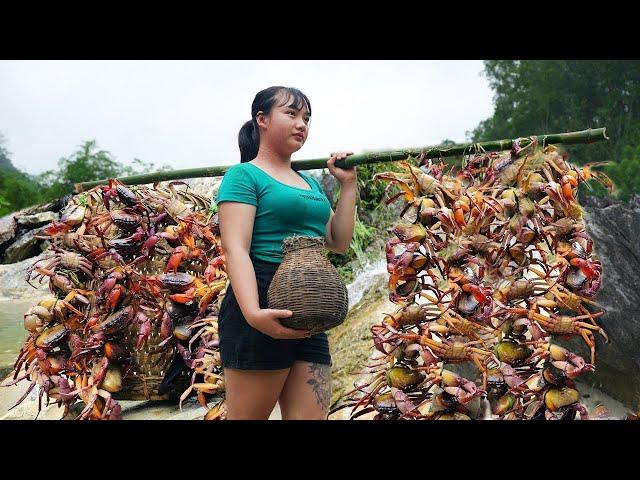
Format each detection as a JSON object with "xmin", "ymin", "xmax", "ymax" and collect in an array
[
  {"xmin": 110, "ymin": 322, "xmax": 189, "ymax": 401},
  {"xmin": 92, "ymin": 257, "xmax": 194, "ymax": 401},
  {"xmin": 267, "ymin": 236, "xmax": 349, "ymax": 334}
]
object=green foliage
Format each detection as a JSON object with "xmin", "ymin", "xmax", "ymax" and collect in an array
[
  {"xmin": 470, "ymin": 61, "xmax": 640, "ymax": 198},
  {"xmin": 37, "ymin": 140, "xmax": 171, "ymax": 202},
  {"xmin": 0, "ymin": 133, "xmax": 45, "ymax": 216},
  {"xmin": 603, "ymin": 144, "xmax": 640, "ymax": 201},
  {"xmin": 328, "ymin": 214, "xmax": 377, "ymax": 283},
  {"xmin": 0, "ymin": 171, "xmax": 44, "ymax": 216},
  {"xmin": 327, "ymin": 160, "xmax": 404, "ymax": 282},
  {"xmin": 36, "ymin": 140, "xmax": 124, "ymax": 200},
  {"xmin": 0, "ymin": 193, "xmax": 11, "ymax": 215},
  {"xmin": 0, "ymin": 132, "xmax": 16, "ymax": 172},
  {"xmin": 355, "ymin": 160, "xmax": 402, "ymax": 217},
  {"xmin": 0, "ymin": 136, "xmax": 170, "ymax": 215}
]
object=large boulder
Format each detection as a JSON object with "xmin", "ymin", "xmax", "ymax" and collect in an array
[
  {"xmin": 0, "ymin": 214, "xmax": 17, "ymax": 251},
  {"xmin": 553, "ymin": 194, "xmax": 640, "ymax": 410},
  {"xmin": 319, "ymin": 171, "xmax": 338, "ymax": 203},
  {"xmin": 0, "ymin": 198, "xmax": 66, "ymax": 256},
  {"xmin": 16, "ymin": 211, "xmax": 58, "ymax": 229},
  {"xmin": 2, "ymin": 228, "xmax": 47, "ymax": 264},
  {"xmin": 0, "ymin": 253, "xmax": 49, "ymax": 300},
  {"xmin": 20, "ymin": 197, "xmax": 68, "ymax": 216}
]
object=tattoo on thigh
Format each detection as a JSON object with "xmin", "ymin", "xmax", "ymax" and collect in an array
[{"xmin": 307, "ymin": 363, "xmax": 331, "ymax": 410}]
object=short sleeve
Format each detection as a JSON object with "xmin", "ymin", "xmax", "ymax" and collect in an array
[{"xmin": 216, "ymin": 165, "xmax": 258, "ymax": 206}]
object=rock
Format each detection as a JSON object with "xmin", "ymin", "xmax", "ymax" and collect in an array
[
  {"xmin": 16, "ymin": 211, "xmax": 58, "ymax": 229},
  {"xmin": 319, "ymin": 171, "xmax": 337, "ymax": 203},
  {"xmin": 552, "ymin": 194, "xmax": 640, "ymax": 410},
  {"xmin": 182, "ymin": 177, "xmax": 223, "ymax": 200},
  {"xmin": 21, "ymin": 197, "xmax": 68, "ymax": 215},
  {"xmin": 0, "ymin": 253, "xmax": 49, "ymax": 300},
  {"xmin": 2, "ymin": 228, "xmax": 46, "ymax": 264},
  {"xmin": 0, "ymin": 214, "xmax": 17, "ymax": 251},
  {"xmin": 1, "ymin": 198, "xmax": 66, "ymax": 254}
]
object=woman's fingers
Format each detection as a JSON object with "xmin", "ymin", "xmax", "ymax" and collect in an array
[
  {"xmin": 263, "ymin": 309, "xmax": 310, "ymax": 339},
  {"xmin": 327, "ymin": 157, "xmax": 337, "ymax": 174},
  {"xmin": 277, "ymin": 325, "xmax": 312, "ymax": 339},
  {"xmin": 328, "ymin": 151, "xmax": 354, "ymax": 170}
]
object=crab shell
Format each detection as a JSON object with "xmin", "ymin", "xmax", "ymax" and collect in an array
[
  {"xmin": 544, "ymin": 387, "xmax": 580, "ymax": 411},
  {"xmin": 159, "ymin": 272, "xmax": 195, "ymax": 292},
  {"xmin": 35, "ymin": 324, "xmax": 68, "ymax": 349},
  {"xmin": 386, "ymin": 366, "xmax": 425, "ymax": 390}
]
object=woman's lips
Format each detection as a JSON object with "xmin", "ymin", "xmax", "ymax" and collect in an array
[{"xmin": 293, "ymin": 133, "xmax": 304, "ymax": 141}]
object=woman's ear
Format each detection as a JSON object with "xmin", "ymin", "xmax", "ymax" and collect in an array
[{"xmin": 255, "ymin": 110, "xmax": 268, "ymax": 129}]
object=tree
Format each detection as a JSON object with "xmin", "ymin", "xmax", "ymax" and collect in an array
[
  {"xmin": 37, "ymin": 140, "xmax": 124, "ymax": 199},
  {"xmin": 0, "ymin": 132, "xmax": 17, "ymax": 172},
  {"xmin": 0, "ymin": 132, "xmax": 45, "ymax": 215},
  {"xmin": 603, "ymin": 144, "xmax": 640, "ymax": 200},
  {"xmin": 38, "ymin": 140, "xmax": 172, "ymax": 201},
  {"xmin": 470, "ymin": 61, "xmax": 640, "ymax": 170}
]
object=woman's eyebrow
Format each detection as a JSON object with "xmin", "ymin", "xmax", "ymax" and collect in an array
[{"xmin": 282, "ymin": 101, "xmax": 310, "ymax": 116}]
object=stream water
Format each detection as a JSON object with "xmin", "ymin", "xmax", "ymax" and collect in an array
[
  {"xmin": 346, "ymin": 258, "xmax": 386, "ymax": 308},
  {"xmin": 0, "ymin": 299, "xmax": 36, "ymax": 376}
]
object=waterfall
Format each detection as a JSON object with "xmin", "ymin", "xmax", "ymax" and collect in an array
[{"xmin": 346, "ymin": 258, "xmax": 387, "ymax": 309}]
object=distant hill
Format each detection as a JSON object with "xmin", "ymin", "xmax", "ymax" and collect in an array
[
  {"xmin": 0, "ymin": 139, "xmax": 19, "ymax": 173},
  {"xmin": 0, "ymin": 155, "xmax": 18, "ymax": 173}
]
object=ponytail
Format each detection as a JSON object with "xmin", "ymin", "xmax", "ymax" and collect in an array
[{"xmin": 238, "ymin": 119, "xmax": 259, "ymax": 163}]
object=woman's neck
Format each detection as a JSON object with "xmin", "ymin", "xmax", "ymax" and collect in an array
[{"xmin": 253, "ymin": 144, "xmax": 292, "ymax": 172}]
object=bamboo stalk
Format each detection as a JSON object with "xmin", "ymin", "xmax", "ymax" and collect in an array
[{"xmin": 74, "ymin": 127, "xmax": 608, "ymax": 192}]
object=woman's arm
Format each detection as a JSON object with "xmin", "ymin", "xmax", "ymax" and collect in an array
[
  {"xmin": 324, "ymin": 152, "xmax": 357, "ymax": 254},
  {"xmin": 219, "ymin": 202, "xmax": 310, "ymax": 339},
  {"xmin": 219, "ymin": 202, "xmax": 260, "ymax": 318}
]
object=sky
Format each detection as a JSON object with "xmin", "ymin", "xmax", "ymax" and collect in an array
[{"xmin": 0, "ymin": 60, "xmax": 495, "ymax": 175}]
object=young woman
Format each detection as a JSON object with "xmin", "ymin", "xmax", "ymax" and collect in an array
[{"xmin": 216, "ymin": 86, "xmax": 357, "ymax": 420}]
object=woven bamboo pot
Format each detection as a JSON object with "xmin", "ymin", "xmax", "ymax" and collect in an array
[{"xmin": 267, "ymin": 236, "xmax": 349, "ymax": 334}]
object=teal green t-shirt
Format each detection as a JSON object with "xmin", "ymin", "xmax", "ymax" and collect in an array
[{"xmin": 216, "ymin": 162, "xmax": 331, "ymax": 263}]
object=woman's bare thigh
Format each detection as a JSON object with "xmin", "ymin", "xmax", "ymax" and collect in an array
[
  {"xmin": 278, "ymin": 361, "xmax": 331, "ymax": 420},
  {"xmin": 223, "ymin": 367, "xmax": 290, "ymax": 420}
]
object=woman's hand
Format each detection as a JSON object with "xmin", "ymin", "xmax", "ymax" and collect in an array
[
  {"xmin": 245, "ymin": 308, "xmax": 311, "ymax": 339},
  {"xmin": 327, "ymin": 151, "xmax": 356, "ymax": 185}
]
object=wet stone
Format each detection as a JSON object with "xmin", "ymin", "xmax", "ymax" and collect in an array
[
  {"xmin": 3, "ymin": 228, "xmax": 46, "ymax": 264},
  {"xmin": 16, "ymin": 211, "xmax": 58, "ymax": 228}
]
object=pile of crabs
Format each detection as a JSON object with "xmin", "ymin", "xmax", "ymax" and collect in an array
[
  {"xmin": 333, "ymin": 141, "xmax": 614, "ymax": 420},
  {"xmin": 3, "ymin": 180, "xmax": 227, "ymax": 420}
]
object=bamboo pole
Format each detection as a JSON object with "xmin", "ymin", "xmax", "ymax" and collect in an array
[{"xmin": 74, "ymin": 127, "xmax": 608, "ymax": 192}]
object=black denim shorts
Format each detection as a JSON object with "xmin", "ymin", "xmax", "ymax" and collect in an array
[{"xmin": 218, "ymin": 257, "xmax": 332, "ymax": 370}]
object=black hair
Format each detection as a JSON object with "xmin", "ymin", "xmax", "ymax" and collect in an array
[{"xmin": 238, "ymin": 86, "xmax": 312, "ymax": 163}]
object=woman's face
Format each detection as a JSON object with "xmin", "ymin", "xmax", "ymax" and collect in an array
[{"xmin": 258, "ymin": 95, "xmax": 311, "ymax": 155}]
